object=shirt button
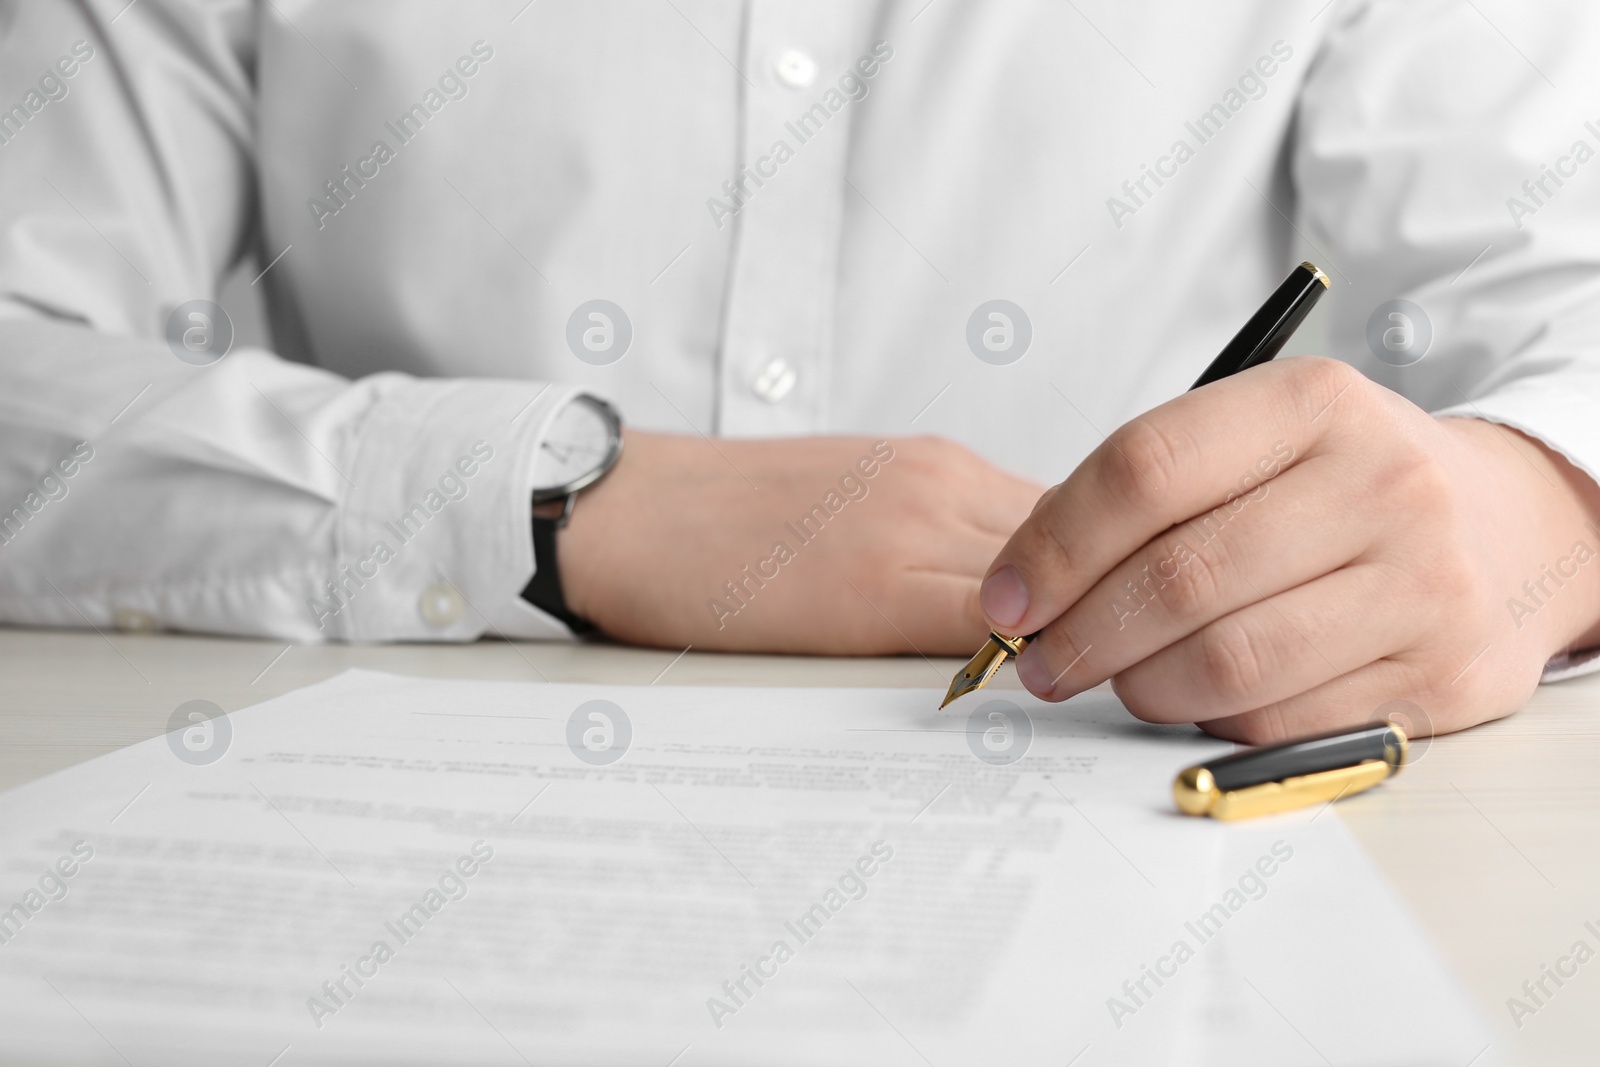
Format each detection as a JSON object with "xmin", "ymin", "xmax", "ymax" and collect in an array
[
  {"xmin": 419, "ymin": 582, "xmax": 464, "ymax": 628},
  {"xmin": 774, "ymin": 48, "xmax": 818, "ymax": 89},
  {"xmin": 113, "ymin": 607, "xmax": 159, "ymax": 633},
  {"xmin": 751, "ymin": 357, "xmax": 798, "ymax": 403}
]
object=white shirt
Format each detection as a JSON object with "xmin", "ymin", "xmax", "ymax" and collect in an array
[{"xmin": 2, "ymin": 0, "xmax": 1599, "ymax": 651}]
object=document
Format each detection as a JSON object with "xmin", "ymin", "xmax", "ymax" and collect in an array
[{"xmin": 0, "ymin": 671, "xmax": 1490, "ymax": 1065}]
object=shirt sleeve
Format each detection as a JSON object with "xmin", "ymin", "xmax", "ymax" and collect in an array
[
  {"xmin": 1295, "ymin": 0, "xmax": 1600, "ymax": 679},
  {"xmin": 0, "ymin": 0, "xmax": 573, "ymax": 643}
]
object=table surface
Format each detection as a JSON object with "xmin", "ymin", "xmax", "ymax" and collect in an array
[{"xmin": 1, "ymin": 626, "xmax": 1596, "ymax": 1065}]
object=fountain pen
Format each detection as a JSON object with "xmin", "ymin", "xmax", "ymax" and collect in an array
[{"xmin": 940, "ymin": 261, "xmax": 1331, "ymax": 709}]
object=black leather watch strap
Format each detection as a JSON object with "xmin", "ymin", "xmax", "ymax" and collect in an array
[{"xmin": 521, "ymin": 497, "xmax": 595, "ymax": 634}]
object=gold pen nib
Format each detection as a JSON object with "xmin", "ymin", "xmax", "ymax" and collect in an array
[{"xmin": 940, "ymin": 632, "xmax": 1031, "ymax": 709}]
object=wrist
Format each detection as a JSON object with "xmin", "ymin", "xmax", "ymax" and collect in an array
[
  {"xmin": 556, "ymin": 427, "xmax": 639, "ymax": 626},
  {"xmin": 522, "ymin": 394, "xmax": 625, "ymax": 632},
  {"xmin": 1444, "ymin": 417, "xmax": 1600, "ymax": 654}
]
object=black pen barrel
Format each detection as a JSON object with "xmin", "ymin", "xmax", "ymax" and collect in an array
[
  {"xmin": 1202, "ymin": 723, "xmax": 1406, "ymax": 792},
  {"xmin": 1189, "ymin": 262, "xmax": 1330, "ymax": 390}
]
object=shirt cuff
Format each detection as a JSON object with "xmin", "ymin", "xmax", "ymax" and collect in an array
[{"xmin": 325, "ymin": 378, "xmax": 581, "ymax": 643}]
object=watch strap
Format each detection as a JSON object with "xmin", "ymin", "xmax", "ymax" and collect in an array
[{"xmin": 521, "ymin": 495, "xmax": 595, "ymax": 634}]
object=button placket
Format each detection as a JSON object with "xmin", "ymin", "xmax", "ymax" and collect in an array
[{"xmin": 714, "ymin": 1, "xmax": 875, "ymax": 437}]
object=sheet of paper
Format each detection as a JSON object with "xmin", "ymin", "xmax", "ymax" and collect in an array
[{"xmin": 0, "ymin": 670, "xmax": 1491, "ymax": 1066}]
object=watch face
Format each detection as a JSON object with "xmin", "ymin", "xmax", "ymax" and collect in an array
[{"xmin": 531, "ymin": 395, "xmax": 622, "ymax": 500}]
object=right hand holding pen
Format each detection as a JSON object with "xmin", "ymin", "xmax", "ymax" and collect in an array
[{"xmin": 977, "ymin": 357, "xmax": 1600, "ymax": 743}]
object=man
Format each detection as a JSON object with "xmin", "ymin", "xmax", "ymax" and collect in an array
[{"xmin": 1, "ymin": 1, "xmax": 1597, "ymax": 742}]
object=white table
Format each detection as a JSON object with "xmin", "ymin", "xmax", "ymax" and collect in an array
[{"xmin": 1, "ymin": 627, "xmax": 1596, "ymax": 1065}]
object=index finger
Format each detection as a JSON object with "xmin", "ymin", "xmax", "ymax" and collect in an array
[{"xmin": 978, "ymin": 357, "xmax": 1365, "ymax": 636}]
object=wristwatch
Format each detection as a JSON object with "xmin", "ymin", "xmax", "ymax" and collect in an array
[{"xmin": 520, "ymin": 394, "xmax": 623, "ymax": 633}]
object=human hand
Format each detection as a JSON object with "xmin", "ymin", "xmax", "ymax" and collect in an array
[
  {"xmin": 560, "ymin": 431, "xmax": 1043, "ymax": 655},
  {"xmin": 979, "ymin": 357, "xmax": 1600, "ymax": 743}
]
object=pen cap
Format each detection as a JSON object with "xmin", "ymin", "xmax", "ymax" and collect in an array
[{"xmin": 1202, "ymin": 722, "xmax": 1408, "ymax": 793}]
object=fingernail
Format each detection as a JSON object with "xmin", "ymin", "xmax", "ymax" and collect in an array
[
  {"xmin": 1015, "ymin": 644, "xmax": 1053, "ymax": 698},
  {"xmin": 981, "ymin": 565, "xmax": 1029, "ymax": 629}
]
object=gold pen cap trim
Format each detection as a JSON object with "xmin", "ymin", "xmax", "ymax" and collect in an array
[
  {"xmin": 1205, "ymin": 759, "xmax": 1393, "ymax": 821},
  {"xmin": 1173, "ymin": 766, "xmax": 1216, "ymax": 817},
  {"xmin": 1173, "ymin": 723, "xmax": 1407, "ymax": 821}
]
